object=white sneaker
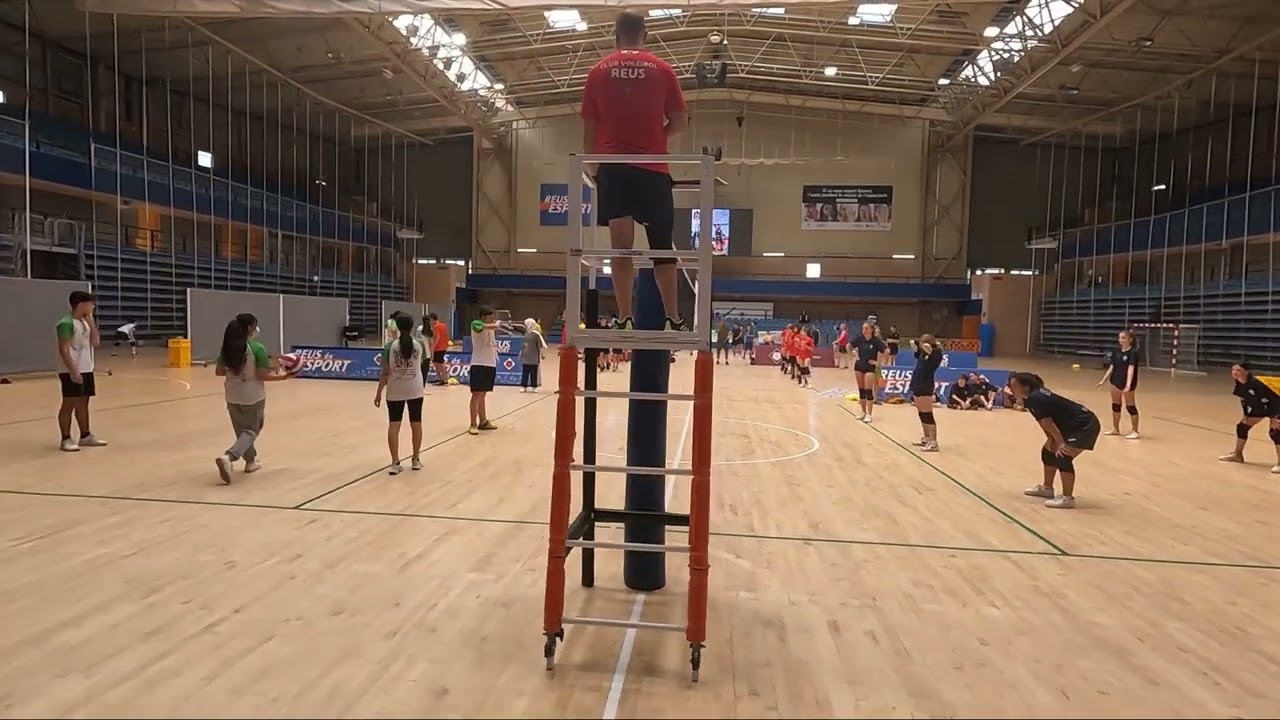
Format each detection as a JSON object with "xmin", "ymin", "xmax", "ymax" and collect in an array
[
  {"xmin": 862, "ymin": 415, "xmax": 873, "ymax": 424},
  {"xmin": 1270, "ymin": 464, "xmax": 1280, "ymax": 474},
  {"xmin": 921, "ymin": 441, "xmax": 939, "ymax": 452},
  {"xmin": 1024, "ymin": 485, "xmax": 1055, "ymax": 499},
  {"xmin": 912, "ymin": 438, "xmax": 928, "ymax": 447},
  {"xmin": 1219, "ymin": 453, "xmax": 1244, "ymax": 463},
  {"xmin": 411, "ymin": 457, "xmax": 423, "ymax": 471},
  {"xmin": 1103, "ymin": 429, "xmax": 1120, "ymax": 436},
  {"xmin": 1124, "ymin": 432, "xmax": 1140, "ymax": 440},
  {"xmin": 59, "ymin": 438, "xmax": 80, "ymax": 452},
  {"xmin": 389, "ymin": 463, "xmax": 403, "ymax": 476},
  {"xmin": 1045, "ymin": 495, "xmax": 1076, "ymax": 509},
  {"xmin": 79, "ymin": 434, "xmax": 108, "ymax": 447},
  {"xmin": 244, "ymin": 461, "xmax": 262, "ymax": 474},
  {"xmin": 215, "ymin": 454, "xmax": 233, "ymax": 484}
]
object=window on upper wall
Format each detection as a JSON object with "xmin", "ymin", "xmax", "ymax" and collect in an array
[
  {"xmin": 805, "ymin": 262, "xmax": 822, "ymax": 279},
  {"xmin": 197, "ymin": 150, "xmax": 213, "ymax": 169}
]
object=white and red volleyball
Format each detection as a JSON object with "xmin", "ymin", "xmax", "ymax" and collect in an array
[{"xmin": 278, "ymin": 353, "xmax": 303, "ymax": 372}]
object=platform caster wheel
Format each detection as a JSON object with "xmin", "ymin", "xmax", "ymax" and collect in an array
[{"xmin": 689, "ymin": 644, "xmax": 702, "ymax": 683}]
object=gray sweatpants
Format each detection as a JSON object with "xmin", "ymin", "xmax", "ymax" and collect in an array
[{"xmin": 226, "ymin": 400, "xmax": 266, "ymax": 463}]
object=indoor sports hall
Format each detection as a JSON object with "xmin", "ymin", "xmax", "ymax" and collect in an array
[{"xmin": 1, "ymin": 0, "xmax": 1279, "ymax": 717}]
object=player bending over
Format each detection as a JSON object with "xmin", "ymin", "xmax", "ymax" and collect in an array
[
  {"xmin": 1219, "ymin": 362, "xmax": 1280, "ymax": 473},
  {"xmin": 1009, "ymin": 372, "xmax": 1101, "ymax": 509},
  {"xmin": 582, "ymin": 11, "xmax": 689, "ymax": 334}
]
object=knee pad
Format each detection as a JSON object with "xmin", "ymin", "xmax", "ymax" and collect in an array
[
  {"xmin": 1111, "ymin": 403, "xmax": 1122, "ymax": 413},
  {"xmin": 1056, "ymin": 455, "xmax": 1076, "ymax": 474},
  {"xmin": 1126, "ymin": 405, "xmax": 1138, "ymax": 416},
  {"xmin": 1270, "ymin": 427, "xmax": 1280, "ymax": 446},
  {"xmin": 1041, "ymin": 447, "xmax": 1057, "ymax": 467},
  {"xmin": 918, "ymin": 411, "xmax": 936, "ymax": 425},
  {"xmin": 859, "ymin": 388, "xmax": 873, "ymax": 401},
  {"xmin": 1237, "ymin": 422, "xmax": 1252, "ymax": 440}
]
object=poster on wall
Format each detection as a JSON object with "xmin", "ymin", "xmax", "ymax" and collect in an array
[
  {"xmin": 690, "ymin": 208, "xmax": 731, "ymax": 255},
  {"xmin": 801, "ymin": 185, "xmax": 894, "ymax": 231},
  {"xmin": 538, "ymin": 183, "xmax": 593, "ymax": 226}
]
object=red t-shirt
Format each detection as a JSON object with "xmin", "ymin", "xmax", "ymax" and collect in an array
[
  {"xmin": 781, "ymin": 329, "xmax": 794, "ymax": 354},
  {"xmin": 796, "ymin": 336, "xmax": 814, "ymax": 360},
  {"xmin": 432, "ymin": 321, "xmax": 449, "ymax": 352},
  {"xmin": 581, "ymin": 49, "xmax": 686, "ymax": 174}
]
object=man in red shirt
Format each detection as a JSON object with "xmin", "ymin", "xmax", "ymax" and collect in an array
[
  {"xmin": 581, "ymin": 11, "xmax": 689, "ymax": 332},
  {"xmin": 428, "ymin": 312, "xmax": 450, "ymax": 386}
]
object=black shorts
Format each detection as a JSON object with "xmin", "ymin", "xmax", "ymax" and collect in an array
[
  {"xmin": 837, "ymin": 344, "xmax": 848, "ymax": 354},
  {"xmin": 1064, "ymin": 416, "xmax": 1102, "ymax": 451},
  {"xmin": 469, "ymin": 365, "xmax": 496, "ymax": 393},
  {"xmin": 387, "ymin": 397, "xmax": 424, "ymax": 423},
  {"xmin": 431, "ymin": 349, "xmax": 446, "ymax": 364},
  {"xmin": 854, "ymin": 361, "xmax": 876, "ymax": 373},
  {"xmin": 911, "ymin": 384, "xmax": 936, "ymax": 399},
  {"xmin": 114, "ymin": 330, "xmax": 134, "ymax": 345},
  {"xmin": 1110, "ymin": 375, "xmax": 1137, "ymax": 392},
  {"xmin": 58, "ymin": 371, "xmax": 96, "ymax": 398},
  {"xmin": 595, "ymin": 164, "xmax": 675, "ymax": 259}
]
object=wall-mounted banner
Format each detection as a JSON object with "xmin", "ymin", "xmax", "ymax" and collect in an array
[
  {"xmin": 801, "ymin": 184, "xmax": 894, "ymax": 231},
  {"xmin": 539, "ymin": 183, "xmax": 593, "ymax": 226},
  {"xmin": 877, "ymin": 367, "xmax": 1012, "ymax": 403},
  {"xmin": 291, "ymin": 346, "xmax": 522, "ymax": 386}
]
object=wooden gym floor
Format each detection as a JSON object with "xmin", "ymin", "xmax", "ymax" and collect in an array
[{"xmin": 1, "ymin": 349, "xmax": 1279, "ymax": 718}]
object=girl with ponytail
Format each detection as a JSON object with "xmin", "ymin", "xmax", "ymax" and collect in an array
[
  {"xmin": 213, "ymin": 312, "xmax": 297, "ymax": 484},
  {"xmin": 375, "ymin": 314, "xmax": 427, "ymax": 474}
]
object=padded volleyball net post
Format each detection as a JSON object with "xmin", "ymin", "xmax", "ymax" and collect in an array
[{"xmin": 543, "ymin": 153, "xmax": 717, "ymax": 682}]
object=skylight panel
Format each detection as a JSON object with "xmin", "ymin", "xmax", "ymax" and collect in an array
[
  {"xmin": 851, "ymin": 3, "xmax": 898, "ymax": 25},
  {"xmin": 391, "ymin": 13, "xmax": 512, "ymax": 112},
  {"xmin": 544, "ymin": 9, "xmax": 583, "ymax": 30},
  {"xmin": 952, "ymin": 0, "xmax": 1080, "ymax": 86},
  {"xmin": 751, "ymin": 7, "xmax": 785, "ymax": 15},
  {"xmin": 648, "ymin": 8, "xmax": 683, "ymax": 18}
]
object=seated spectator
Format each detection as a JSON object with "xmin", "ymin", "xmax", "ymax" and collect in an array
[
  {"xmin": 968, "ymin": 372, "xmax": 995, "ymax": 410},
  {"xmin": 948, "ymin": 376, "xmax": 975, "ymax": 409}
]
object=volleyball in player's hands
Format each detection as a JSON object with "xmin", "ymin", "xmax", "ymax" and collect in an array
[
  {"xmin": 471, "ymin": 319, "xmax": 485, "ymax": 334},
  {"xmin": 277, "ymin": 353, "xmax": 303, "ymax": 374}
]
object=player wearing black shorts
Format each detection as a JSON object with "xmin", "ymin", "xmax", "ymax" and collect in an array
[
  {"xmin": 908, "ymin": 335, "xmax": 944, "ymax": 451},
  {"xmin": 850, "ymin": 322, "xmax": 886, "ymax": 423},
  {"xmin": 1219, "ymin": 362, "xmax": 1280, "ymax": 473},
  {"xmin": 884, "ymin": 326, "xmax": 901, "ymax": 363},
  {"xmin": 1097, "ymin": 329, "xmax": 1141, "ymax": 439},
  {"xmin": 1009, "ymin": 372, "xmax": 1101, "ymax": 509},
  {"xmin": 582, "ymin": 11, "xmax": 689, "ymax": 333}
]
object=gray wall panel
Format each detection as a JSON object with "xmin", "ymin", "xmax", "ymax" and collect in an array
[
  {"xmin": 188, "ymin": 289, "xmax": 283, "ymax": 361},
  {"xmin": 0, "ymin": 278, "xmax": 92, "ymax": 375}
]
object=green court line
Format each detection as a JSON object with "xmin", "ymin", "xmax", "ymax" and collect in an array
[
  {"xmin": 6, "ymin": 487, "xmax": 1279, "ymax": 572},
  {"xmin": 0, "ymin": 391, "xmax": 224, "ymax": 428},
  {"xmin": 293, "ymin": 391, "xmax": 556, "ymax": 508},
  {"xmin": 838, "ymin": 403, "xmax": 1069, "ymax": 555}
]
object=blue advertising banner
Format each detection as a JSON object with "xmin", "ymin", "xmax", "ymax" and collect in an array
[
  {"xmin": 539, "ymin": 183, "xmax": 593, "ymax": 226},
  {"xmin": 292, "ymin": 346, "xmax": 523, "ymax": 385},
  {"xmin": 887, "ymin": 351, "xmax": 979, "ymax": 369},
  {"xmin": 461, "ymin": 334, "xmax": 524, "ymax": 357},
  {"xmin": 877, "ymin": 366, "xmax": 1011, "ymax": 403}
]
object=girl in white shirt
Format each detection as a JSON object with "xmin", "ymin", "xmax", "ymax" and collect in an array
[{"xmin": 375, "ymin": 314, "xmax": 427, "ymax": 474}]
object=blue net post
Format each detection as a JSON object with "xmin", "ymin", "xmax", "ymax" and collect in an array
[{"xmin": 623, "ymin": 267, "xmax": 669, "ymax": 592}]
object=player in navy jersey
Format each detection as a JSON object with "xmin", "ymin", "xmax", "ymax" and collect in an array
[
  {"xmin": 581, "ymin": 11, "xmax": 689, "ymax": 334},
  {"xmin": 849, "ymin": 322, "xmax": 886, "ymax": 423},
  {"xmin": 908, "ymin": 335, "xmax": 944, "ymax": 451},
  {"xmin": 1219, "ymin": 362, "xmax": 1280, "ymax": 473},
  {"xmin": 1097, "ymin": 329, "xmax": 1141, "ymax": 440},
  {"xmin": 1008, "ymin": 372, "xmax": 1101, "ymax": 509}
]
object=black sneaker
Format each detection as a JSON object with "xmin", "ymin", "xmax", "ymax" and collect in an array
[
  {"xmin": 664, "ymin": 316, "xmax": 689, "ymax": 331},
  {"xmin": 613, "ymin": 317, "xmax": 634, "ymax": 331}
]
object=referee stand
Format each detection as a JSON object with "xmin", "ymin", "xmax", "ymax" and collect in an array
[{"xmin": 543, "ymin": 153, "xmax": 716, "ymax": 681}]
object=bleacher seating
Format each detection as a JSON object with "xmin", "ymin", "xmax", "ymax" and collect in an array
[
  {"xmin": 82, "ymin": 240, "xmax": 408, "ymax": 341},
  {"xmin": 1039, "ymin": 279, "xmax": 1279, "ymax": 369}
]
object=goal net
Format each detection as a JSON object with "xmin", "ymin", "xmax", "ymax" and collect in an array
[{"xmin": 1133, "ymin": 323, "xmax": 1203, "ymax": 375}]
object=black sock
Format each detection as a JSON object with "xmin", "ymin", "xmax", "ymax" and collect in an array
[
  {"xmin": 80, "ymin": 430, "xmax": 91, "ymax": 439},
  {"xmin": 62, "ymin": 434, "xmax": 71, "ymax": 441}
]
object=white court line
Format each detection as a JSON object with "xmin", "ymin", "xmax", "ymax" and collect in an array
[
  {"xmin": 108, "ymin": 373, "xmax": 192, "ymax": 390},
  {"xmin": 602, "ymin": 402, "xmax": 694, "ymax": 720},
  {"xmin": 591, "ymin": 416, "xmax": 820, "ymax": 467}
]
